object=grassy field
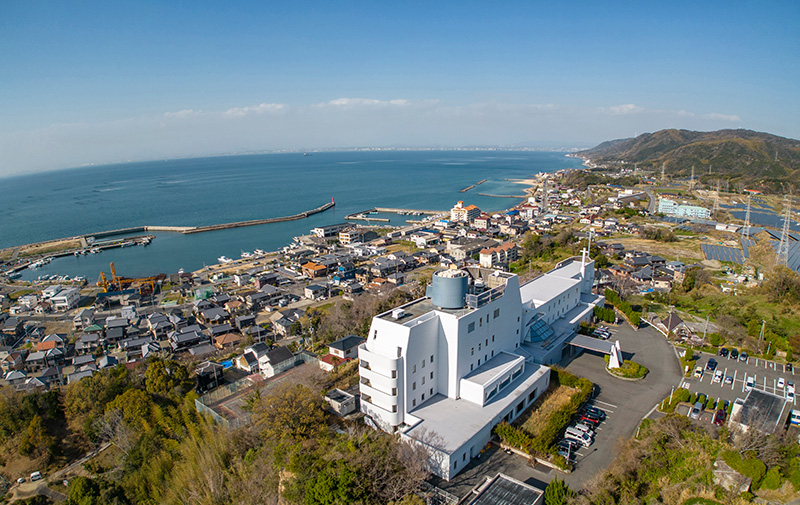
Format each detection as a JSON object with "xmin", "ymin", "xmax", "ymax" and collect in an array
[
  {"xmin": 516, "ymin": 384, "xmax": 577, "ymax": 437},
  {"xmin": 19, "ymin": 238, "xmax": 83, "ymax": 257}
]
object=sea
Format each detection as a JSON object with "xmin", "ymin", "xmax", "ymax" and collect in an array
[{"xmin": 1, "ymin": 151, "xmax": 583, "ymax": 281}]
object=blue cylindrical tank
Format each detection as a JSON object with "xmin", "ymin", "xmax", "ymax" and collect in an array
[{"xmin": 429, "ymin": 269, "xmax": 469, "ymax": 308}]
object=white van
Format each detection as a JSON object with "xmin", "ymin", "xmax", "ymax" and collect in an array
[
  {"xmin": 570, "ymin": 423, "xmax": 594, "ymax": 435},
  {"xmin": 564, "ymin": 427, "xmax": 593, "ymax": 446}
]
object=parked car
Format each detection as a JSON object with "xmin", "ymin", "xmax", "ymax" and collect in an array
[
  {"xmin": 690, "ymin": 401, "xmax": 703, "ymax": 419},
  {"xmin": 713, "ymin": 409, "xmax": 727, "ymax": 426},
  {"xmin": 724, "ymin": 375, "xmax": 733, "ymax": 385},
  {"xmin": 778, "ymin": 378, "xmax": 785, "ymax": 389},
  {"xmin": 562, "ymin": 436, "xmax": 584, "ymax": 449},
  {"xmin": 580, "ymin": 412, "xmax": 602, "ymax": 424},
  {"xmin": 745, "ymin": 376, "xmax": 755, "ymax": 392},
  {"xmin": 722, "ymin": 399, "xmax": 730, "ymax": 411},
  {"xmin": 787, "ymin": 363, "xmax": 793, "ymax": 372},
  {"xmin": 564, "ymin": 428, "xmax": 593, "ymax": 447},
  {"xmin": 30, "ymin": 471, "xmax": 42, "ymax": 482},
  {"xmin": 713, "ymin": 370, "xmax": 723, "ymax": 383},
  {"xmin": 571, "ymin": 423, "xmax": 594, "ymax": 435},
  {"xmin": 693, "ymin": 366, "xmax": 704, "ymax": 378},
  {"xmin": 719, "ymin": 348, "xmax": 729, "ymax": 358},
  {"xmin": 740, "ymin": 352, "xmax": 748, "ymax": 362},
  {"xmin": 16, "ymin": 478, "xmax": 24, "ymax": 484},
  {"xmin": 582, "ymin": 406, "xmax": 606, "ymax": 420},
  {"xmin": 706, "ymin": 358, "xmax": 718, "ymax": 371},
  {"xmin": 730, "ymin": 349, "xmax": 739, "ymax": 360}
]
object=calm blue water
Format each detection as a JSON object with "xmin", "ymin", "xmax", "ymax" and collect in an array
[{"xmin": 1, "ymin": 151, "xmax": 580, "ymax": 280}]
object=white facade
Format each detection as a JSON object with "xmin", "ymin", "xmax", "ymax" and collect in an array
[
  {"xmin": 658, "ymin": 198, "xmax": 710, "ymax": 219},
  {"xmin": 359, "ymin": 255, "xmax": 602, "ymax": 480},
  {"xmin": 51, "ymin": 288, "xmax": 80, "ymax": 311}
]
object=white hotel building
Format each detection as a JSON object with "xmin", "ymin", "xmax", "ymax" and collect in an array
[{"xmin": 358, "ymin": 253, "xmax": 603, "ymax": 480}]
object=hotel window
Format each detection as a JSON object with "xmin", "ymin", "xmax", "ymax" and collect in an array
[
  {"xmin": 421, "ymin": 393, "xmax": 425, "ymax": 401},
  {"xmin": 430, "ymin": 355, "xmax": 434, "ymax": 362},
  {"xmin": 392, "ymin": 405, "xmax": 397, "ymax": 413},
  {"xmin": 477, "ymin": 359, "xmax": 480, "ymax": 366},
  {"xmin": 430, "ymin": 371, "xmax": 433, "ymax": 379},
  {"xmin": 485, "ymin": 338, "xmax": 488, "ymax": 346},
  {"xmin": 413, "ymin": 364, "xmax": 417, "ymax": 373},
  {"xmin": 422, "ymin": 376, "xmax": 425, "ymax": 385},
  {"xmin": 413, "ymin": 399, "xmax": 416, "ymax": 407},
  {"xmin": 492, "ymin": 335, "xmax": 495, "ymax": 342},
  {"xmin": 478, "ymin": 343, "xmax": 481, "ymax": 351},
  {"xmin": 422, "ymin": 359, "xmax": 425, "ymax": 368},
  {"xmin": 471, "ymin": 347, "xmax": 474, "ymax": 356},
  {"xmin": 480, "ymin": 318, "xmax": 482, "ymax": 327},
  {"xmin": 413, "ymin": 382, "xmax": 416, "ymax": 390},
  {"xmin": 470, "ymin": 364, "xmax": 474, "ymax": 371},
  {"xmin": 494, "ymin": 308, "xmax": 500, "ymax": 318},
  {"xmin": 392, "ymin": 388, "xmax": 397, "ymax": 396},
  {"xmin": 491, "ymin": 350, "xmax": 494, "ymax": 357},
  {"xmin": 468, "ymin": 322, "xmax": 475, "ymax": 332},
  {"xmin": 430, "ymin": 388, "xmax": 433, "ymax": 395}
]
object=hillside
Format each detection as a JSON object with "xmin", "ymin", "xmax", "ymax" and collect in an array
[{"xmin": 576, "ymin": 129, "xmax": 800, "ymax": 192}]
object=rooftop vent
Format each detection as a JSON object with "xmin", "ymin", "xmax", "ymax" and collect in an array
[{"xmin": 392, "ymin": 308, "xmax": 406, "ymax": 320}]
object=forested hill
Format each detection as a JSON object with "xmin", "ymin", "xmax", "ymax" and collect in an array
[{"xmin": 576, "ymin": 129, "xmax": 800, "ymax": 192}]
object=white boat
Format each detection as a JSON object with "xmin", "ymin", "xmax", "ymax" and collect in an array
[
  {"xmin": 241, "ymin": 251, "xmax": 254, "ymax": 259},
  {"xmin": 90, "ymin": 248, "xmax": 101, "ymax": 254},
  {"xmin": 177, "ymin": 268, "xmax": 185, "ymax": 274},
  {"xmin": 254, "ymin": 249, "xmax": 267, "ymax": 256},
  {"xmin": 217, "ymin": 256, "xmax": 233, "ymax": 264}
]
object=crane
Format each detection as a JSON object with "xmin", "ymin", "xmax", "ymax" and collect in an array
[{"xmin": 96, "ymin": 262, "xmax": 161, "ymax": 295}]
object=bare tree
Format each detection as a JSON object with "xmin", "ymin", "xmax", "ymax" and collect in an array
[{"xmin": 96, "ymin": 408, "xmax": 133, "ymax": 455}]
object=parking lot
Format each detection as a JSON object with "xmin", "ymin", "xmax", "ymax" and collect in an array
[{"xmin": 680, "ymin": 350, "xmax": 797, "ymax": 408}]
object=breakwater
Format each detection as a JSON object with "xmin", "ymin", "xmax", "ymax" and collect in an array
[
  {"xmin": 183, "ymin": 201, "xmax": 334, "ymax": 234},
  {"xmin": 477, "ymin": 193, "xmax": 526, "ymax": 198},
  {"xmin": 458, "ymin": 179, "xmax": 488, "ymax": 193}
]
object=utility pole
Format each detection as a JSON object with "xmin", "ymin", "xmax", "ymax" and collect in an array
[
  {"xmin": 742, "ymin": 195, "xmax": 751, "ymax": 240},
  {"xmin": 703, "ymin": 314, "xmax": 709, "ymax": 345}
]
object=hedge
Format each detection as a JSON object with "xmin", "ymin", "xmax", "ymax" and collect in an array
[
  {"xmin": 492, "ymin": 368, "xmax": 593, "ymax": 468},
  {"xmin": 660, "ymin": 388, "xmax": 691, "ymax": 413},
  {"xmin": 721, "ymin": 450, "xmax": 766, "ymax": 488},
  {"xmin": 604, "ymin": 288, "xmax": 641, "ymax": 326},
  {"xmin": 593, "ymin": 305, "xmax": 615, "ymax": 323}
]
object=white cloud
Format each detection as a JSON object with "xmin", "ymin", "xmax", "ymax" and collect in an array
[
  {"xmin": 163, "ymin": 109, "xmax": 201, "ymax": 119},
  {"xmin": 705, "ymin": 112, "xmax": 741, "ymax": 122},
  {"xmin": 601, "ymin": 104, "xmax": 645, "ymax": 115},
  {"xmin": 223, "ymin": 102, "xmax": 287, "ymax": 118},
  {"xmin": 326, "ymin": 98, "xmax": 410, "ymax": 107}
]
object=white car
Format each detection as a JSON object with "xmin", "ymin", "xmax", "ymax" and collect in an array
[
  {"xmin": 778, "ymin": 378, "xmax": 785, "ymax": 389},
  {"xmin": 713, "ymin": 370, "xmax": 723, "ymax": 383},
  {"xmin": 693, "ymin": 366, "xmax": 704, "ymax": 379},
  {"xmin": 745, "ymin": 376, "xmax": 755, "ymax": 392},
  {"xmin": 30, "ymin": 471, "xmax": 42, "ymax": 482}
]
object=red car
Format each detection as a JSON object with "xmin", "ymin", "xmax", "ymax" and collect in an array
[
  {"xmin": 579, "ymin": 415, "xmax": 600, "ymax": 426},
  {"xmin": 712, "ymin": 409, "xmax": 727, "ymax": 426}
]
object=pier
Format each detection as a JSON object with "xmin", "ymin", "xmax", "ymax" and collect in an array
[{"xmin": 344, "ymin": 206, "xmax": 445, "ymax": 222}]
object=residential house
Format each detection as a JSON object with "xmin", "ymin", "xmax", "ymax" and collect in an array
[
  {"xmin": 199, "ymin": 307, "xmax": 229, "ymax": 324},
  {"xmin": 328, "ymin": 335, "xmax": 365, "ymax": 360},
  {"xmin": 73, "ymin": 308, "xmax": 96, "ymax": 330},
  {"xmin": 259, "ymin": 346, "xmax": 296, "ymax": 378},
  {"xmin": 169, "ymin": 328, "xmax": 208, "ymax": 352},
  {"xmin": 36, "ymin": 333, "xmax": 65, "ymax": 352},
  {"xmin": 235, "ymin": 315, "xmax": 256, "ymax": 331},
  {"xmin": 324, "ymin": 388, "xmax": 358, "ymax": 416},
  {"xmin": 196, "ymin": 361, "xmax": 224, "ymax": 393},
  {"xmin": 333, "ymin": 262, "xmax": 356, "ymax": 284},
  {"xmin": 305, "ymin": 284, "xmax": 328, "ymax": 300},
  {"xmin": 98, "ymin": 355, "xmax": 119, "ymax": 369},
  {"xmin": 1, "ymin": 350, "xmax": 27, "ymax": 372},
  {"xmin": 215, "ymin": 333, "xmax": 243, "ymax": 350}
]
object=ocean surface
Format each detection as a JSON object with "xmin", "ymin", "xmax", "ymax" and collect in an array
[{"xmin": 1, "ymin": 151, "xmax": 582, "ymax": 280}]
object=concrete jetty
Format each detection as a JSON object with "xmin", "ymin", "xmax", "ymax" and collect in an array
[
  {"xmin": 373, "ymin": 207, "xmax": 443, "ymax": 215},
  {"xmin": 476, "ymin": 193, "xmax": 526, "ymax": 198},
  {"xmin": 182, "ymin": 201, "xmax": 334, "ymax": 234}
]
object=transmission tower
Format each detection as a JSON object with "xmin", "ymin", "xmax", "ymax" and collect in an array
[
  {"xmin": 742, "ymin": 195, "xmax": 752, "ymax": 240},
  {"xmin": 713, "ymin": 180, "xmax": 720, "ymax": 216},
  {"xmin": 541, "ymin": 177, "xmax": 549, "ymax": 213},
  {"xmin": 690, "ymin": 165, "xmax": 695, "ymax": 190},
  {"xmin": 778, "ymin": 195, "xmax": 792, "ymax": 265},
  {"xmin": 661, "ymin": 162, "xmax": 666, "ymax": 182}
]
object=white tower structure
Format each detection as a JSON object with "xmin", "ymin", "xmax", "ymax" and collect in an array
[
  {"xmin": 743, "ymin": 195, "xmax": 752, "ymax": 240},
  {"xmin": 778, "ymin": 195, "xmax": 792, "ymax": 266}
]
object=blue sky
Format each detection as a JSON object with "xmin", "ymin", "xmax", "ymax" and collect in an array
[{"xmin": 1, "ymin": 0, "xmax": 798, "ymax": 175}]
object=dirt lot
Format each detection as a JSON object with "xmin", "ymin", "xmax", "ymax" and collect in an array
[
  {"xmin": 613, "ymin": 237, "xmax": 704, "ymax": 260},
  {"xmin": 19, "ymin": 239, "xmax": 83, "ymax": 258}
]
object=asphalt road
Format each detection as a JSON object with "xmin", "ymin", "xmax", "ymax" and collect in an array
[{"xmin": 679, "ymin": 350, "xmax": 797, "ymax": 408}]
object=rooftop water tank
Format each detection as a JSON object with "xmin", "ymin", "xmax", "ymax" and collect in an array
[{"xmin": 429, "ymin": 269, "xmax": 469, "ymax": 309}]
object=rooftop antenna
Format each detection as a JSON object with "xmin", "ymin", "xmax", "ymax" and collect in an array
[
  {"xmin": 742, "ymin": 194, "xmax": 752, "ymax": 240},
  {"xmin": 581, "ymin": 228, "xmax": 594, "ymax": 277},
  {"xmin": 778, "ymin": 194, "xmax": 792, "ymax": 265}
]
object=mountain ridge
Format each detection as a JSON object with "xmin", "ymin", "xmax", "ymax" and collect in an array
[{"xmin": 575, "ymin": 128, "xmax": 800, "ymax": 192}]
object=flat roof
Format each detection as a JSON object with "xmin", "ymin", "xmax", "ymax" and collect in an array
[
  {"xmin": 378, "ymin": 297, "xmax": 472, "ymax": 323},
  {"xmin": 463, "ymin": 473, "xmax": 543, "ymax": 505},
  {"xmin": 403, "ymin": 362, "xmax": 549, "ymax": 454},
  {"xmin": 566, "ymin": 334, "xmax": 615, "ymax": 354},
  {"xmin": 462, "ymin": 352, "xmax": 523, "ymax": 388},
  {"xmin": 739, "ymin": 389, "xmax": 790, "ymax": 433}
]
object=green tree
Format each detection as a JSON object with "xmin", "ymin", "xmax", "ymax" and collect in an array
[
  {"xmin": 544, "ymin": 476, "xmax": 571, "ymax": 505},
  {"xmin": 255, "ymin": 383, "xmax": 326, "ymax": 442},
  {"xmin": 19, "ymin": 414, "xmax": 54, "ymax": 458},
  {"xmin": 304, "ymin": 460, "xmax": 364, "ymax": 505},
  {"xmin": 144, "ymin": 358, "xmax": 190, "ymax": 396}
]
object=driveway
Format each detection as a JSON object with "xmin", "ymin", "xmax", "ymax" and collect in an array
[{"xmin": 560, "ymin": 323, "xmax": 683, "ymax": 489}]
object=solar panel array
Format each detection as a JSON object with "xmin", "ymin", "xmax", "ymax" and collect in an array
[
  {"xmin": 740, "ymin": 238, "xmax": 756, "ymax": 258},
  {"xmin": 701, "ymin": 244, "xmax": 744, "ymax": 264}
]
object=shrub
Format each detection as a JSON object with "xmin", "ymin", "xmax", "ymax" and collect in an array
[
  {"xmin": 721, "ymin": 450, "xmax": 766, "ymax": 487},
  {"xmin": 761, "ymin": 467, "xmax": 782, "ymax": 490},
  {"xmin": 705, "ymin": 396, "xmax": 715, "ymax": 410},
  {"xmin": 689, "ymin": 393, "xmax": 697, "ymax": 404}
]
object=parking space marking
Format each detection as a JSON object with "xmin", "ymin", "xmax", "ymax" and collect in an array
[
  {"xmin": 592, "ymin": 399, "xmax": 618, "ymax": 409},
  {"xmin": 732, "ymin": 370, "xmax": 737, "ymax": 390}
]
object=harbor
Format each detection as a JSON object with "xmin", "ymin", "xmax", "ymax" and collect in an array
[{"xmin": 344, "ymin": 206, "xmax": 445, "ymax": 223}]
